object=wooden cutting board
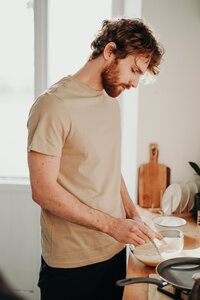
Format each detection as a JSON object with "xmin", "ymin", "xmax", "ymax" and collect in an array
[{"xmin": 138, "ymin": 143, "xmax": 170, "ymax": 208}]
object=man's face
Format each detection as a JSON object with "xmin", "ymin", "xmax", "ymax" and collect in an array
[{"xmin": 101, "ymin": 54, "xmax": 150, "ymax": 98}]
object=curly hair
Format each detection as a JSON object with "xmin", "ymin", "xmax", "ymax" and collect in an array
[{"xmin": 90, "ymin": 18, "xmax": 164, "ymax": 75}]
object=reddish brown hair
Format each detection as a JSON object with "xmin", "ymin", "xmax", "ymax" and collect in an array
[{"xmin": 90, "ymin": 18, "xmax": 164, "ymax": 75}]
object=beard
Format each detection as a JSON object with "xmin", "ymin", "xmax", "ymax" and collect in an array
[{"xmin": 101, "ymin": 59, "xmax": 124, "ymax": 98}]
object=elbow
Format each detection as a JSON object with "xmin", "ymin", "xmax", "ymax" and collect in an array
[
  {"xmin": 31, "ymin": 188, "xmax": 44, "ymax": 207},
  {"xmin": 30, "ymin": 180, "xmax": 58, "ymax": 209},
  {"xmin": 31, "ymin": 183, "xmax": 55, "ymax": 210}
]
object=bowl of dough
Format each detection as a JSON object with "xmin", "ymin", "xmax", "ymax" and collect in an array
[
  {"xmin": 152, "ymin": 215, "xmax": 186, "ymax": 232},
  {"xmin": 133, "ymin": 229, "xmax": 184, "ymax": 267}
]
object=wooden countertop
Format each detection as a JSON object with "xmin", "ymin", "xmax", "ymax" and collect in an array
[{"xmin": 123, "ymin": 207, "xmax": 200, "ymax": 300}]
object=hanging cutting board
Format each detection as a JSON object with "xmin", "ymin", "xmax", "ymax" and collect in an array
[{"xmin": 138, "ymin": 143, "xmax": 170, "ymax": 208}]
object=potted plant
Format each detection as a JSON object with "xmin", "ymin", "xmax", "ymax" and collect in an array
[{"xmin": 188, "ymin": 161, "xmax": 200, "ymax": 176}]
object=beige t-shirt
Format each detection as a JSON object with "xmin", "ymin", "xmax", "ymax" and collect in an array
[{"xmin": 27, "ymin": 76, "xmax": 126, "ymax": 268}]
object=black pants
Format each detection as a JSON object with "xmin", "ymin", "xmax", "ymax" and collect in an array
[{"xmin": 38, "ymin": 247, "xmax": 126, "ymax": 300}]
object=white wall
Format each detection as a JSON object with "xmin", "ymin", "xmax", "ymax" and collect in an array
[
  {"xmin": 120, "ymin": 0, "xmax": 142, "ymax": 201},
  {"xmin": 137, "ymin": 0, "xmax": 200, "ymax": 188},
  {"xmin": 0, "ymin": 185, "xmax": 40, "ymax": 300}
]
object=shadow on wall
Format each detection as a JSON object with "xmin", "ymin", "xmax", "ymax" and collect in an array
[{"xmin": 0, "ymin": 271, "xmax": 27, "ymax": 300}]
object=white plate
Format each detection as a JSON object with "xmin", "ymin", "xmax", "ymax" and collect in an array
[
  {"xmin": 161, "ymin": 183, "xmax": 182, "ymax": 215},
  {"xmin": 187, "ymin": 182, "xmax": 198, "ymax": 211},
  {"xmin": 175, "ymin": 183, "xmax": 190, "ymax": 212}
]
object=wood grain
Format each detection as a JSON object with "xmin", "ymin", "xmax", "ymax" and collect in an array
[{"xmin": 138, "ymin": 143, "xmax": 170, "ymax": 208}]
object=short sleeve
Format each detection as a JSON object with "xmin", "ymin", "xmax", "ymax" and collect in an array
[{"xmin": 27, "ymin": 93, "xmax": 71, "ymax": 157}]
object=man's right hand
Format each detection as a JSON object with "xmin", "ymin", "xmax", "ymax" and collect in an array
[{"xmin": 107, "ymin": 218, "xmax": 162, "ymax": 246}]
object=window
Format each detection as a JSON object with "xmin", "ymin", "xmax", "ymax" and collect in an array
[
  {"xmin": 0, "ymin": 0, "xmax": 112, "ymax": 181},
  {"xmin": 0, "ymin": 0, "xmax": 34, "ymax": 180},
  {"xmin": 48, "ymin": 0, "xmax": 112, "ymax": 84}
]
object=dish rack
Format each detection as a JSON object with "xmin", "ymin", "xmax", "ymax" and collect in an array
[
  {"xmin": 165, "ymin": 195, "xmax": 192, "ymax": 217},
  {"xmin": 148, "ymin": 195, "xmax": 192, "ymax": 218}
]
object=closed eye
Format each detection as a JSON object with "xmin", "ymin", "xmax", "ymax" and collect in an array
[{"xmin": 131, "ymin": 68, "xmax": 136, "ymax": 73}]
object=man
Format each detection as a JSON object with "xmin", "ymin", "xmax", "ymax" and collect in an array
[{"xmin": 27, "ymin": 18, "xmax": 164, "ymax": 300}]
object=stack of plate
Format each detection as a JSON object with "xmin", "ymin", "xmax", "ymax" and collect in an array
[{"xmin": 161, "ymin": 181, "xmax": 200, "ymax": 215}]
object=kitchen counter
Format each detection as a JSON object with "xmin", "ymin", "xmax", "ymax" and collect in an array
[{"xmin": 123, "ymin": 207, "xmax": 200, "ymax": 300}]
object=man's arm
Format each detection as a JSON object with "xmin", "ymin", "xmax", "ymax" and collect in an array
[
  {"xmin": 120, "ymin": 175, "xmax": 141, "ymax": 221},
  {"xmin": 28, "ymin": 151, "xmax": 160, "ymax": 245}
]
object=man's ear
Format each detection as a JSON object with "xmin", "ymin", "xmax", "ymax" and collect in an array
[{"xmin": 103, "ymin": 42, "xmax": 117, "ymax": 61}]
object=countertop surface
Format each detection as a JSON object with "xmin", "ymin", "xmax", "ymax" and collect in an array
[{"xmin": 123, "ymin": 207, "xmax": 200, "ymax": 300}]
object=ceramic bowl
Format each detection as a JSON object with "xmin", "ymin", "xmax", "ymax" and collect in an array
[{"xmin": 152, "ymin": 215, "xmax": 186, "ymax": 232}]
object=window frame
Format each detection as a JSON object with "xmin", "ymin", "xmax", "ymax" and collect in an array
[{"xmin": 34, "ymin": 0, "xmax": 49, "ymax": 98}]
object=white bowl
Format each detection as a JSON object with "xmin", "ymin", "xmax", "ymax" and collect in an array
[{"xmin": 153, "ymin": 215, "xmax": 186, "ymax": 232}]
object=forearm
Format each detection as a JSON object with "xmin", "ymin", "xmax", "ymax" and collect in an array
[
  {"xmin": 120, "ymin": 175, "xmax": 141, "ymax": 220},
  {"xmin": 31, "ymin": 180, "xmax": 117, "ymax": 235}
]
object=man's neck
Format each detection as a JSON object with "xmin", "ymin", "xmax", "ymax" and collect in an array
[{"xmin": 72, "ymin": 57, "xmax": 105, "ymax": 91}]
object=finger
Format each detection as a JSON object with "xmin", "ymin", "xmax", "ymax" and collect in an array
[
  {"xmin": 139, "ymin": 222, "xmax": 162, "ymax": 240},
  {"xmin": 131, "ymin": 227, "xmax": 151, "ymax": 243},
  {"xmin": 130, "ymin": 226, "xmax": 150, "ymax": 242},
  {"xmin": 131, "ymin": 235, "xmax": 146, "ymax": 246},
  {"xmin": 146, "ymin": 227, "xmax": 163, "ymax": 240},
  {"xmin": 138, "ymin": 225, "xmax": 155, "ymax": 240},
  {"xmin": 136, "ymin": 231, "xmax": 150, "ymax": 242},
  {"xmin": 155, "ymin": 231, "xmax": 163, "ymax": 240}
]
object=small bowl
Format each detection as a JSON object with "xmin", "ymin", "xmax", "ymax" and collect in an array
[
  {"xmin": 152, "ymin": 215, "xmax": 186, "ymax": 232},
  {"xmin": 134, "ymin": 229, "xmax": 184, "ymax": 267}
]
